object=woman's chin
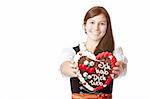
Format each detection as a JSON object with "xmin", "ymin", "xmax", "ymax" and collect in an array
[{"xmin": 90, "ymin": 37, "xmax": 101, "ymax": 41}]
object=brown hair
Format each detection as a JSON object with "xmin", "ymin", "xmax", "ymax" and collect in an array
[{"xmin": 83, "ymin": 6, "xmax": 115, "ymax": 54}]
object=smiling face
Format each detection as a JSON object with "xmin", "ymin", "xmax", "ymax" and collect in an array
[
  {"xmin": 83, "ymin": 6, "xmax": 114, "ymax": 52},
  {"xmin": 85, "ymin": 14, "xmax": 107, "ymax": 42}
]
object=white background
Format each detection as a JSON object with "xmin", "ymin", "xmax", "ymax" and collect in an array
[{"xmin": 0, "ymin": 0, "xmax": 150, "ymax": 99}]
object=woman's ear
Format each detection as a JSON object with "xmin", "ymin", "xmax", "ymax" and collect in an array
[{"xmin": 83, "ymin": 24, "xmax": 87, "ymax": 34}]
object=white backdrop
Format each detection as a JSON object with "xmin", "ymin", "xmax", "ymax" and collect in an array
[{"xmin": 0, "ymin": 0, "xmax": 150, "ymax": 99}]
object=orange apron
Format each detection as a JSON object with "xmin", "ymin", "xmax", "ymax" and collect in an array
[{"xmin": 72, "ymin": 93, "xmax": 112, "ymax": 99}]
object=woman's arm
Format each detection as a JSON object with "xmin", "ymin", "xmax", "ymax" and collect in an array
[
  {"xmin": 59, "ymin": 48, "xmax": 78, "ymax": 77},
  {"xmin": 113, "ymin": 47, "xmax": 128, "ymax": 79}
]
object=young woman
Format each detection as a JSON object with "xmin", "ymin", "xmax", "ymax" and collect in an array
[{"xmin": 60, "ymin": 6, "xmax": 127, "ymax": 99}]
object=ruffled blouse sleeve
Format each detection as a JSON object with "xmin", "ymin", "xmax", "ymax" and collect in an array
[{"xmin": 59, "ymin": 48, "xmax": 76, "ymax": 65}]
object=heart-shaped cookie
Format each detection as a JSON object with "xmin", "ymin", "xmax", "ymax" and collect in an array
[{"xmin": 74, "ymin": 51, "xmax": 117, "ymax": 92}]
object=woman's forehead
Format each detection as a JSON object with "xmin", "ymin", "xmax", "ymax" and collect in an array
[{"xmin": 88, "ymin": 14, "xmax": 107, "ymax": 21}]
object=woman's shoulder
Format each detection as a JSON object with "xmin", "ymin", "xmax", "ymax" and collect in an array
[
  {"xmin": 63, "ymin": 42, "xmax": 85, "ymax": 53},
  {"xmin": 60, "ymin": 42, "xmax": 86, "ymax": 59},
  {"xmin": 61, "ymin": 47, "xmax": 76, "ymax": 56}
]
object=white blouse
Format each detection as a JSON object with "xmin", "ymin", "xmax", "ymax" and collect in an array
[{"xmin": 59, "ymin": 42, "xmax": 128, "ymax": 77}]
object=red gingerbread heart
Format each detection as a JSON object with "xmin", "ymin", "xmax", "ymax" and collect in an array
[{"xmin": 74, "ymin": 51, "xmax": 117, "ymax": 92}]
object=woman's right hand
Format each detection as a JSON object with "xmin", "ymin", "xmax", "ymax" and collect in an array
[{"xmin": 60, "ymin": 61, "xmax": 78, "ymax": 77}]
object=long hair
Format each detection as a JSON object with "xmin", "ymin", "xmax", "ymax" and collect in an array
[{"xmin": 83, "ymin": 6, "xmax": 115, "ymax": 54}]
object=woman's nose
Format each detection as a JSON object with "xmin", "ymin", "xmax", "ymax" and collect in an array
[{"xmin": 94, "ymin": 24, "xmax": 100, "ymax": 31}]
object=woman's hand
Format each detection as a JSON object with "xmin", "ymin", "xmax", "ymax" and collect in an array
[
  {"xmin": 112, "ymin": 61, "xmax": 127, "ymax": 79},
  {"xmin": 60, "ymin": 61, "xmax": 78, "ymax": 77}
]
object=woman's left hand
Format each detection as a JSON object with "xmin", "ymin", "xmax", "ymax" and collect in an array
[{"xmin": 112, "ymin": 61, "xmax": 127, "ymax": 79}]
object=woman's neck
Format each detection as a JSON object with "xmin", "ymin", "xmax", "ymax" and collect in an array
[{"xmin": 85, "ymin": 39, "xmax": 100, "ymax": 53}]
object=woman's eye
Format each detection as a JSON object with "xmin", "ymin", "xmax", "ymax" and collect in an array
[
  {"xmin": 100, "ymin": 22, "xmax": 106, "ymax": 25},
  {"xmin": 101, "ymin": 23, "xmax": 105, "ymax": 25},
  {"xmin": 90, "ymin": 21, "xmax": 94, "ymax": 24}
]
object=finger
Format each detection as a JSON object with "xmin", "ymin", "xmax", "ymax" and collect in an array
[
  {"xmin": 113, "ymin": 67, "xmax": 121, "ymax": 71},
  {"xmin": 115, "ymin": 61, "xmax": 125, "ymax": 66},
  {"xmin": 69, "ymin": 72, "xmax": 77, "ymax": 77},
  {"xmin": 121, "ymin": 63, "xmax": 127, "ymax": 70},
  {"xmin": 73, "ymin": 62, "xmax": 79, "ymax": 69},
  {"xmin": 115, "ymin": 61, "xmax": 126, "ymax": 69},
  {"xmin": 112, "ymin": 70, "xmax": 120, "ymax": 74},
  {"xmin": 70, "ymin": 64, "xmax": 77, "ymax": 69},
  {"xmin": 72, "ymin": 68, "xmax": 78, "ymax": 73},
  {"xmin": 114, "ymin": 74, "xmax": 119, "ymax": 79},
  {"xmin": 115, "ymin": 61, "xmax": 120, "ymax": 66},
  {"xmin": 113, "ymin": 68, "xmax": 121, "ymax": 75},
  {"xmin": 113, "ymin": 70, "xmax": 120, "ymax": 78},
  {"xmin": 74, "ymin": 62, "xmax": 78, "ymax": 67},
  {"xmin": 115, "ymin": 62, "xmax": 126, "ymax": 74}
]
